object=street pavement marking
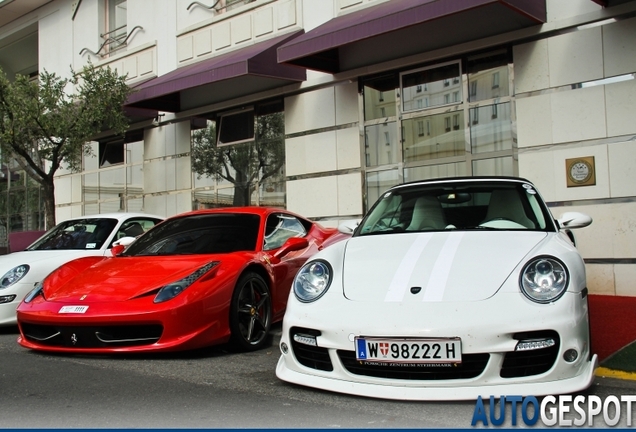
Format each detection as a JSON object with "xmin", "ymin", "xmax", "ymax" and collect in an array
[{"xmin": 596, "ymin": 367, "xmax": 636, "ymax": 381}]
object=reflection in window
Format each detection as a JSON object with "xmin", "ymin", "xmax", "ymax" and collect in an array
[
  {"xmin": 467, "ymin": 50, "xmax": 509, "ymax": 101},
  {"xmin": 401, "ymin": 62, "xmax": 461, "ymax": 112},
  {"xmin": 191, "ymin": 100, "xmax": 285, "ymax": 207},
  {"xmin": 472, "ymin": 157, "xmax": 514, "ymax": 176},
  {"xmin": 404, "ymin": 162, "xmax": 467, "ymax": 182},
  {"xmin": 366, "ymin": 169, "xmax": 400, "ymax": 208},
  {"xmin": 99, "ymin": 140, "xmax": 125, "ymax": 167},
  {"xmin": 264, "ymin": 214, "xmax": 307, "ymax": 251},
  {"xmin": 470, "ymin": 103, "xmax": 512, "ymax": 154},
  {"xmin": 403, "ymin": 112, "xmax": 465, "ymax": 163},
  {"xmin": 365, "ymin": 123, "xmax": 398, "ymax": 167},
  {"xmin": 363, "ymin": 74, "xmax": 398, "ymax": 121}
]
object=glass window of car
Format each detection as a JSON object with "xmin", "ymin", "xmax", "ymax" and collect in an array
[
  {"xmin": 122, "ymin": 213, "xmax": 260, "ymax": 256},
  {"xmin": 27, "ymin": 218, "xmax": 119, "ymax": 250},
  {"xmin": 357, "ymin": 182, "xmax": 553, "ymax": 235},
  {"xmin": 115, "ymin": 219, "xmax": 161, "ymax": 240},
  {"xmin": 263, "ymin": 214, "xmax": 307, "ymax": 251}
]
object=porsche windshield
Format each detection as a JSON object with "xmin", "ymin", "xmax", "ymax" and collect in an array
[
  {"xmin": 357, "ymin": 181, "xmax": 554, "ymax": 236},
  {"xmin": 26, "ymin": 218, "xmax": 118, "ymax": 250},
  {"xmin": 123, "ymin": 213, "xmax": 260, "ymax": 256}
]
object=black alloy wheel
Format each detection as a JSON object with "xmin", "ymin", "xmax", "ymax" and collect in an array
[{"xmin": 229, "ymin": 272, "xmax": 272, "ymax": 351}]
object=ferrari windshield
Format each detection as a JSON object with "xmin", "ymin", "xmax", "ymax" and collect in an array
[
  {"xmin": 357, "ymin": 181, "xmax": 555, "ymax": 236},
  {"xmin": 26, "ymin": 218, "xmax": 118, "ymax": 250},
  {"xmin": 123, "ymin": 213, "xmax": 260, "ymax": 256}
]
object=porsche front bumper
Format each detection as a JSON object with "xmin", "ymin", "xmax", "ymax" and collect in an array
[{"xmin": 276, "ymin": 291, "xmax": 597, "ymax": 401}]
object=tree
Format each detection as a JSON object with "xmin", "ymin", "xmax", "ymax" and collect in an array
[
  {"xmin": 191, "ymin": 111, "xmax": 285, "ymax": 206},
  {"xmin": 0, "ymin": 65, "xmax": 131, "ymax": 229}
]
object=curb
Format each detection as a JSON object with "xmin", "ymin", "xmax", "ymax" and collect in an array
[{"xmin": 595, "ymin": 367, "xmax": 636, "ymax": 382}]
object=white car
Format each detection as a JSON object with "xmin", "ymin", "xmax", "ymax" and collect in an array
[
  {"xmin": 0, "ymin": 213, "xmax": 164, "ymax": 326},
  {"xmin": 277, "ymin": 177, "xmax": 597, "ymax": 400}
]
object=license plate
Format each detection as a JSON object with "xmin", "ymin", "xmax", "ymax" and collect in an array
[
  {"xmin": 59, "ymin": 305, "xmax": 89, "ymax": 314},
  {"xmin": 355, "ymin": 337, "xmax": 461, "ymax": 363}
]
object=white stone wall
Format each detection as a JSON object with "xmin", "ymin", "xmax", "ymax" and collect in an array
[{"xmin": 515, "ymin": 15, "xmax": 636, "ymax": 296}]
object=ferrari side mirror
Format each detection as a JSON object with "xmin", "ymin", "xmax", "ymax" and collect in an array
[{"xmin": 273, "ymin": 237, "xmax": 309, "ymax": 260}]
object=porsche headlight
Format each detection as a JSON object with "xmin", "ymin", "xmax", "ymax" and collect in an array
[
  {"xmin": 0, "ymin": 264, "xmax": 30, "ymax": 289},
  {"xmin": 24, "ymin": 281, "xmax": 43, "ymax": 303},
  {"xmin": 294, "ymin": 260, "xmax": 332, "ymax": 303},
  {"xmin": 520, "ymin": 256, "xmax": 569, "ymax": 303},
  {"xmin": 154, "ymin": 261, "xmax": 219, "ymax": 303}
]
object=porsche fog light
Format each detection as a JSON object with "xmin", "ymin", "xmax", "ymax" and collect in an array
[
  {"xmin": 0, "ymin": 264, "xmax": 30, "ymax": 289},
  {"xmin": 520, "ymin": 257, "xmax": 568, "ymax": 303},
  {"xmin": 154, "ymin": 261, "xmax": 219, "ymax": 303},
  {"xmin": 0, "ymin": 294, "xmax": 16, "ymax": 304},
  {"xmin": 564, "ymin": 349, "xmax": 578, "ymax": 363},
  {"xmin": 293, "ymin": 260, "xmax": 332, "ymax": 303},
  {"xmin": 280, "ymin": 342, "xmax": 289, "ymax": 354},
  {"xmin": 24, "ymin": 282, "xmax": 43, "ymax": 303}
]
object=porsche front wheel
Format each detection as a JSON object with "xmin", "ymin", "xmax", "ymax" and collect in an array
[{"xmin": 229, "ymin": 272, "xmax": 272, "ymax": 351}]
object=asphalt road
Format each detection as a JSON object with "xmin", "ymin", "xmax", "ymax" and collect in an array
[{"xmin": 1, "ymin": 324, "xmax": 635, "ymax": 429}]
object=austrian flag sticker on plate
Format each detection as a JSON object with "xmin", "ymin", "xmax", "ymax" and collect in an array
[{"xmin": 58, "ymin": 305, "xmax": 89, "ymax": 314}]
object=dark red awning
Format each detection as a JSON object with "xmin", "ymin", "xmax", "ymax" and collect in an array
[
  {"xmin": 277, "ymin": 0, "xmax": 547, "ymax": 73},
  {"xmin": 126, "ymin": 31, "xmax": 306, "ymax": 112}
]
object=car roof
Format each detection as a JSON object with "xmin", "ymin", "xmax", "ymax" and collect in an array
[
  {"xmin": 165, "ymin": 206, "xmax": 299, "ymax": 221},
  {"xmin": 62, "ymin": 212, "xmax": 165, "ymax": 223},
  {"xmin": 391, "ymin": 176, "xmax": 535, "ymax": 191}
]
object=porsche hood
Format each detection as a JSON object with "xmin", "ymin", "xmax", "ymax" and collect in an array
[
  {"xmin": 342, "ymin": 232, "xmax": 547, "ymax": 302},
  {"xmin": 44, "ymin": 256, "xmax": 219, "ymax": 302}
]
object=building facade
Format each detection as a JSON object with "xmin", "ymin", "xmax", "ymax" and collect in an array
[{"xmin": 0, "ymin": 0, "xmax": 635, "ymax": 295}]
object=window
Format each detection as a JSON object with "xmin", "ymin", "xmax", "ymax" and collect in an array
[
  {"xmin": 263, "ymin": 214, "xmax": 307, "ymax": 251},
  {"xmin": 104, "ymin": 0, "xmax": 127, "ymax": 55},
  {"xmin": 469, "ymin": 81, "xmax": 477, "ymax": 99},
  {"xmin": 191, "ymin": 100, "xmax": 285, "ymax": 207},
  {"xmin": 217, "ymin": 109, "xmax": 255, "ymax": 146},
  {"xmin": 361, "ymin": 49, "xmax": 514, "ymax": 208},
  {"xmin": 99, "ymin": 140, "xmax": 124, "ymax": 167},
  {"xmin": 492, "ymin": 72, "xmax": 500, "ymax": 89},
  {"xmin": 401, "ymin": 62, "xmax": 461, "ymax": 112}
]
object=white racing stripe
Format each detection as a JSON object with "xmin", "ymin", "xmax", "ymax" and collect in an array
[
  {"xmin": 422, "ymin": 232, "xmax": 465, "ymax": 302},
  {"xmin": 384, "ymin": 235, "xmax": 432, "ymax": 302}
]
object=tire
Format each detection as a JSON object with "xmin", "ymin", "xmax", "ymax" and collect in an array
[{"xmin": 229, "ymin": 272, "xmax": 272, "ymax": 351}]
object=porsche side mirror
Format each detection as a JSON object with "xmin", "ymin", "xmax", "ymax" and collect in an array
[
  {"xmin": 557, "ymin": 212, "xmax": 592, "ymax": 230},
  {"xmin": 338, "ymin": 219, "xmax": 360, "ymax": 235},
  {"xmin": 113, "ymin": 236, "xmax": 137, "ymax": 247},
  {"xmin": 273, "ymin": 237, "xmax": 309, "ymax": 260}
]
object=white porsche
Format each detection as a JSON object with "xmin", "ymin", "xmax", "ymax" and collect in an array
[
  {"xmin": 0, "ymin": 212, "xmax": 164, "ymax": 326},
  {"xmin": 276, "ymin": 177, "xmax": 597, "ymax": 400}
]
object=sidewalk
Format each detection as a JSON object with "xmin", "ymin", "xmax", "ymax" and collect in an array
[{"xmin": 589, "ymin": 294, "xmax": 636, "ymax": 380}]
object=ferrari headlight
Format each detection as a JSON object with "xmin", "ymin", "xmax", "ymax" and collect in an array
[
  {"xmin": 294, "ymin": 260, "xmax": 332, "ymax": 302},
  {"xmin": 24, "ymin": 281, "xmax": 43, "ymax": 303},
  {"xmin": 520, "ymin": 256, "xmax": 568, "ymax": 303},
  {"xmin": 0, "ymin": 264, "xmax": 30, "ymax": 289},
  {"xmin": 154, "ymin": 261, "xmax": 219, "ymax": 303}
]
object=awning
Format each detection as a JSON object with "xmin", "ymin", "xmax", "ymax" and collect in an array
[
  {"xmin": 277, "ymin": 0, "xmax": 546, "ymax": 74},
  {"xmin": 126, "ymin": 30, "xmax": 306, "ymax": 112}
]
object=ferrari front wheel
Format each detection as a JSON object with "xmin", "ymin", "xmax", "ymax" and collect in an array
[{"xmin": 229, "ymin": 272, "xmax": 272, "ymax": 351}]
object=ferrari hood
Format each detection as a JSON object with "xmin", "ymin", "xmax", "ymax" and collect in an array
[
  {"xmin": 44, "ymin": 255, "xmax": 219, "ymax": 302},
  {"xmin": 342, "ymin": 231, "xmax": 547, "ymax": 302}
]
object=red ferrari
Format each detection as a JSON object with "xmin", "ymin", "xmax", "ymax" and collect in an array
[{"xmin": 16, "ymin": 207, "xmax": 340, "ymax": 353}]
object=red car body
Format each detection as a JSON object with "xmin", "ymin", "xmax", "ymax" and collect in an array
[{"xmin": 17, "ymin": 207, "xmax": 339, "ymax": 354}]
